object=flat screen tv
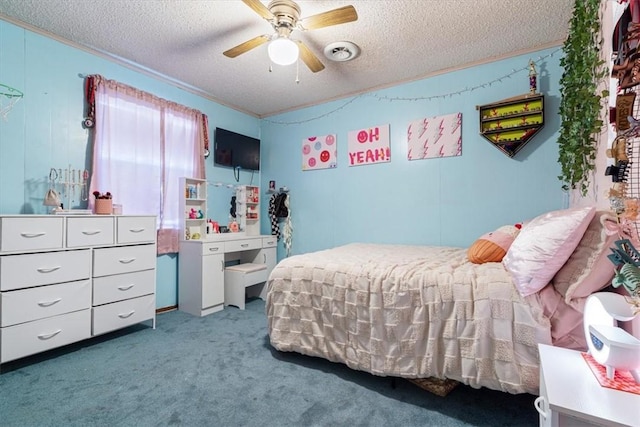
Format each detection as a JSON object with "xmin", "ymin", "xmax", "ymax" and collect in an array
[{"xmin": 214, "ymin": 127, "xmax": 260, "ymax": 171}]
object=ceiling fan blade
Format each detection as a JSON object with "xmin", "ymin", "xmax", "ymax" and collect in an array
[
  {"xmin": 241, "ymin": 0, "xmax": 275, "ymax": 20},
  {"xmin": 223, "ymin": 35, "xmax": 270, "ymax": 58},
  {"xmin": 296, "ymin": 40, "xmax": 325, "ymax": 73},
  {"xmin": 298, "ymin": 5, "xmax": 358, "ymax": 31}
]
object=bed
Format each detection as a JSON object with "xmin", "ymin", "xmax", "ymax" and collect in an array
[{"xmin": 266, "ymin": 207, "xmax": 620, "ymax": 395}]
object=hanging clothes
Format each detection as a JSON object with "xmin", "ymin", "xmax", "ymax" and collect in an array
[
  {"xmin": 269, "ymin": 191, "xmax": 292, "ymax": 255},
  {"xmin": 269, "ymin": 193, "xmax": 280, "ymax": 239},
  {"xmin": 282, "ymin": 194, "xmax": 292, "ymax": 257}
]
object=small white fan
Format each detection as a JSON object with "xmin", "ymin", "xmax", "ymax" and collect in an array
[{"xmin": 584, "ymin": 292, "xmax": 640, "ymax": 384}]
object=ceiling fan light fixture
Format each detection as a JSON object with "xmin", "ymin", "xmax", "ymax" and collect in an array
[{"xmin": 268, "ymin": 37, "xmax": 299, "ymax": 66}]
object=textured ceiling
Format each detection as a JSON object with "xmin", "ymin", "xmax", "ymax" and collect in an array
[{"xmin": 0, "ymin": 0, "xmax": 574, "ymax": 118}]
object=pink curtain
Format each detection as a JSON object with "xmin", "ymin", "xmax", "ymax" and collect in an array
[{"xmin": 88, "ymin": 75, "xmax": 206, "ymax": 254}]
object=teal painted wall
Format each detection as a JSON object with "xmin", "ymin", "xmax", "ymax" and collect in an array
[
  {"xmin": 1, "ymin": 18, "xmax": 567, "ymax": 309},
  {"xmin": 0, "ymin": 20, "xmax": 260, "ymax": 309},
  {"xmin": 258, "ymin": 47, "xmax": 566, "ymax": 257}
]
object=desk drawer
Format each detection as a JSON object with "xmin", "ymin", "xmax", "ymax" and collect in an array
[
  {"xmin": 93, "ymin": 269, "xmax": 155, "ymax": 305},
  {"xmin": 117, "ymin": 216, "xmax": 156, "ymax": 244},
  {"xmin": 0, "ymin": 249, "xmax": 91, "ymax": 291},
  {"xmin": 0, "ymin": 217, "xmax": 64, "ymax": 252},
  {"xmin": 92, "ymin": 294, "xmax": 155, "ymax": 335},
  {"xmin": 202, "ymin": 242, "xmax": 225, "ymax": 255},
  {"xmin": 0, "ymin": 309, "xmax": 91, "ymax": 363},
  {"xmin": 93, "ymin": 244, "xmax": 156, "ymax": 277},
  {"xmin": 1, "ymin": 280, "xmax": 91, "ymax": 327},
  {"xmin": 225, "ymin": 238, "xmax": 261, "ymax": 253},
  {"xmin": 66, "ymin": 216, "xmax": 114, "ymax": 247},
  {"xmin": 262, "ymin": 237, "xmax": 277, "ymax": 248}
]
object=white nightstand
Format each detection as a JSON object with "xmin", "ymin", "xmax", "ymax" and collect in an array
[{"xmin": 536, "ymin": 344, "xmax": 640, "ymax": 427}]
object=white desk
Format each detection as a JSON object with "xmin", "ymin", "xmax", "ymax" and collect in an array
[
  {"xmin": 536, "ymin": 344, "xmax": 640, "ymax": 427},
  {"xmin": 177, "ymin": 234, "xmax": 276, "ymax": 316}
]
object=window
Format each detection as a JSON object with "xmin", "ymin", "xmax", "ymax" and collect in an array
[{"xmin": 88, "ymin": 76, "xmax": 206, "ymax": 254}]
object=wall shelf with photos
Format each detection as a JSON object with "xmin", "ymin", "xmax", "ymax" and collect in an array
[{"xmin": 477, "ymin": 93, "xmax": 544, "ymax": 158}]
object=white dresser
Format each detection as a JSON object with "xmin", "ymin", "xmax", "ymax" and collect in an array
[{"xmin": 0, "ymin": 214, "xmax": 157, "ymax": 368}]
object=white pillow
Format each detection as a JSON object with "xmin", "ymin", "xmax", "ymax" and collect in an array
[{"xmin": 503, "ymin": 206, "xmax": 596, "ymax": 297}]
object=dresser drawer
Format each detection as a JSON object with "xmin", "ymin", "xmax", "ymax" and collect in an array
[
  {"xmin": 0, "ymin": 309, "xmax": 91, "ymax": 363},
  {"xmin": 0, "ymin": 217, "xmax": 64, "ymax": 252},
  {"xmin": 1, "ymin": 280, "xmax": 91, "ymax": 327},
  {"xmin": 202, "ymin": 242, "xmax": 225, "ymax": 255},
  {"xmin": 262, "ymin": 237, "xmax": 277, "ymax": 248},
  {"xmin": 93, "ymin": 244, "xmax": 156, "ymax": 277},
  {"xmin": 225, "ymin": 238, "xmax": 261, "ymax": 253},
  {"xmin": 0, "ymin": 249, "xmax": 91, "ymax": 291},
  {"xmin": 116, "ymin": 216, "xmax": 156, "ymax": 244},
  {"xmin": 66, "ymin": 216, "xmax": 114, "ymax": 247},
  {"xmin": 92, "ymin": 294, "xmax": 155, "ymax": 336},
  {"xmin": 93, "ymin": 270, "xmax": 155, "ymax": 305}
]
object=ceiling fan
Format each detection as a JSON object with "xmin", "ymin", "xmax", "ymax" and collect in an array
[{"xmin": 223, "ymin": 0, "xmax": 358, "ymax": 73}]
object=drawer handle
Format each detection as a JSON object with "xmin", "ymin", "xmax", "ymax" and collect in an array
[
  {"xmin": 38, "ymin": 329, "xmax": 62, "ymax": 340},
  {"xmin": 118, "ymin": 284, "xmax": 135, "ymax": 291},
  {"xmin": 81, "ymin": 230, "xmax": 101, "ymax": 235},
  {"xmin": 20, "ymin": 232, "xmax": 46, "ymax": 238},
  {"xmin": 119, "ymin": 258, "xmax": 136, "ymax": 264},
  {"xmin": 241, "ymin": 243, "xmax": 249, "ymax": 248},
  {"xmin": 36, "ymin": 266, "xmax": 61, "ymax": 273},
  {"xmin": 208, "ymin": 247, "xmax": 219, "ymax": 252},
  {"xmin": 118, "ymin": 310, "xmax": 135, "ymax": 319},
  {"xmin": 533, "ymin": 396, "xmax": 547, "ymax": 419},
  {"xmin": 129, "ymin": 228, "xmax": 145, "ymax": 233},
  {"xmin": 38, "ymin": 298, "xmax": 62, "ymax": 307}
]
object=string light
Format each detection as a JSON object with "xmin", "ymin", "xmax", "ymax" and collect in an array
[{"xmin": 263, "ymin": 48, "xmax": 561, "ymax": 126}]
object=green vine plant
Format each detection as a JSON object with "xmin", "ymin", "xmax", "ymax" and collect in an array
[{"xmin": 558, "ymin": 0, "xmax": 609, "ymax": 196}]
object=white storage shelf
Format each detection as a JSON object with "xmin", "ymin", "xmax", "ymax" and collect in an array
[
  {"xmin": 235, "ymin": 185, "xmax": 260, "ymax": 235},
  {"xmin": 0, "ymin": 214, "xmax": 157, "ymax": 370},
  {"xmin": 179, "ymin": 177, "xmax": 207, "ymax": 240}
]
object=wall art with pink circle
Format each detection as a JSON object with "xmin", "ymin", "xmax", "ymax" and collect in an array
[{"xmin": 302, "ymin": 134, "xmax": 337, "ymax": 171}]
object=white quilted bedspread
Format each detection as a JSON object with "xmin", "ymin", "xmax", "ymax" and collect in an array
[{"xmin": 266, "ymin": 243, "xmax": 552, "ymax": 394}]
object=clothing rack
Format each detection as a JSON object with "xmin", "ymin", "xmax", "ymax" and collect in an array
[
  {"xmin": 207, "ymin": 181, "xmax": 237, "ymax": 189},
  {"xmin": 267, "ymin": 186, "xmax": 289, "ymax": 194}
]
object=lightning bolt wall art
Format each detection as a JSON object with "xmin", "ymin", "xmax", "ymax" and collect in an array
[{"xmin": 407, "ymin": 112, "xmax": 462, "ymax": 160}]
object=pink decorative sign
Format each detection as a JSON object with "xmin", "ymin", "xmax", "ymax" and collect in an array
[
  {"xmin": 302, "ymin": 134, "xmax": 337, "ymax": 171},
  {"xmin": 407, "ymin": 112, "xmax": 462, "ymax": 160},
  {"xmin": 347, "ymin": 124, "xmax": 390, "ymax": 167}
]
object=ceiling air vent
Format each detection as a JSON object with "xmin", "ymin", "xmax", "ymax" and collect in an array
[{"xmin": 323, "ymin": 41, "xmax": 360, "ymax": 62}]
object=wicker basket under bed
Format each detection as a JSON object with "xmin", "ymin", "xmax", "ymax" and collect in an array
[{"xmin": 407, "ymin": 377, "xmax": 459, "ymax": 397}]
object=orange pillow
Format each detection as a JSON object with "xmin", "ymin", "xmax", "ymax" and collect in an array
[{"xmin": 468, "ymin": 224, "xmax": 522, "ymax": 264}]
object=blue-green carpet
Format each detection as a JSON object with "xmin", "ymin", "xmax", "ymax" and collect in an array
[{"xmin": 0, "ymin": 299, "xmax": 537, "ymax": 426}]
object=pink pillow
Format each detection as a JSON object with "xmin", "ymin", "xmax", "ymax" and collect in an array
[
  {"xmin": 552, "ymin": 211, "xmax": 619, "ymax": 311},
  {"xmin": 503, "ymin": 206, "xmax": 596, "ymax": 297},
  {"xmin": 534, "ymin": 284, "xmax": 587, "ymax": 350}
]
